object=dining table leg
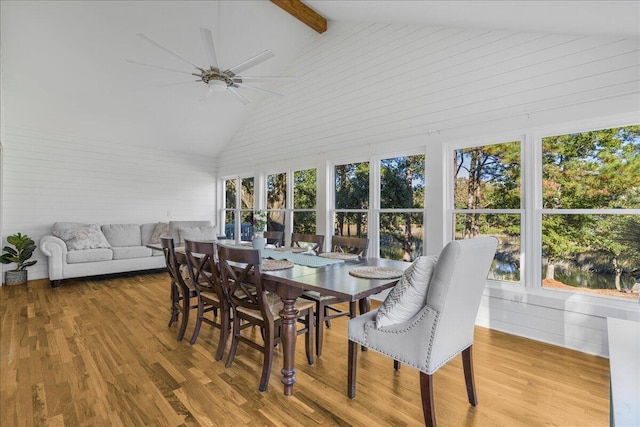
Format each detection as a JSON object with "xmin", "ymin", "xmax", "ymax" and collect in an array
[{"xmin": 279, "ymin": 296, "xmax": 299, "ymax": 396}]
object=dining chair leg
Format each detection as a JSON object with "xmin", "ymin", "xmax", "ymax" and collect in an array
[
  {"xmin": 225, "ymin": 314, "xmax": 241, "ymax": 368},
  {"xmin": 305, "ymin": 309, "xmax": 314, "ymax": 365},
  {"xmin": 316, "ymin": 301, "xmax": 325, "ymax": 357},
  {"xmin": 168, "ymin": 283, "xmax": 179, "ymax": 327},
  {"xmin": 347, "ymin": 339, "xmax": 358, "ymax": 399},
  {"xmin": 394, "ymin": 360, "xmax": 401, "ymax": 370},
  {"xmin": 420, "ymin": 372, "xmax": 437, "ymax": 427},
  {"xmin": 462, "ymin": 345, "xmax": 478, "ymax": 406},
  {"xmin": 176, "ymin": 295, "xmax": 190, "ymax": 341},
  {"xmin": 189, "ymin": 298, "xmax": 204, "ymax": 345},
  {"xmin": 215, "ymin": 305, "xmax": 230, "ymax": 361},
  {"xmin": 259, "ymin": 325, "xmax": 275, "ymax": 392}
]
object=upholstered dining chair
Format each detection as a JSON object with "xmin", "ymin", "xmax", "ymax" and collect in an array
[
  {"xmin": 263, "ymin": 230, "xmax": 284, "ymax": 247},
  {"xmin": 302, "ymin": 235, "xmax": 369, "ymax": 357},
  {"xmin": 347, "ymin": 237, "xmax": 498, "ymax": 427},
  {"xmin": 290, "ymin": 233, "xmax": 324, "ymax": 254},
  {"xmin": 216, "ymin": 244, "xmax": 315, "ymax": 392},
  {"xmin": 161, "ymin": 237, "xmax": 197, "ymax": 341},
  {"xmin": 182, "ymin": 239, "xmax": 229, "ymax": 361}
]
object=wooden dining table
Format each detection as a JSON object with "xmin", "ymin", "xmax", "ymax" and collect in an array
[{"xmin": 148, "ymin": 241, "xmax": 409, "ymax": 396}]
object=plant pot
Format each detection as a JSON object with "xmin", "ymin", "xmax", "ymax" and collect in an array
[
  {"xmin": 5, "ymin": 270, "xmax": 27, "ymax": 285},
  {"xmin": 252, "ymin": 236, "xmax": 266, "ymax": 250}
]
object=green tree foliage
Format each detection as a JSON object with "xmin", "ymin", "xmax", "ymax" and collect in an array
[
  {"xmin": 542, "ymin": 125, "xmax": 640, "ymax": 283},
  {"xmin": 380, "ymin": 155, "xmax": 425, "ymax": 261},
  {"xmin": 454, "ymin": 141, "xmax": 521, "ymax": 238},
  {"xmin": 335, "ymin": 162, "xmax": 369, "ymax": 237}
]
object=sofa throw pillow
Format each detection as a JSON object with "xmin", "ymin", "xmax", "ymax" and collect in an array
[
  {"xmin": 179, "ymin": 226, "xmax": 218, "ymax": 244},
  {"xmin": 149, "ymin": 222, "xmax": 169, "ymax": 244},
  {"xmin": 53, "ymin": 224, "xmax": 111, "ymax": 251},
  {"xmin": 375, "ymin": 255, "xmax": 439, "ymax": 328}
]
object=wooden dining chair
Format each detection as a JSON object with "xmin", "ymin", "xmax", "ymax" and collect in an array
[
  {"xmin": 183, "ymin": 239, "xmax": 229, "ymax": 361},
  {"xmin": 263, "ymin": 230, "xmax": 284, "ymax": 247},
  {"xmin": 347, "ymin": 237, "xmax": 498, "ymax": 427},
  {"xmin": 217, "ymin": 244, "xmax": 315, "ymax": 392},
  {"xmin": 302, "ymin": 235, "xmax": 369, "ymax": 357},
  {"xmin": 160, "ymin": 237, "xmax": 197, "ymax": 341},
  {"xmin": 290, "ymin": 233, "xmax": 324, "ymax": 254}
]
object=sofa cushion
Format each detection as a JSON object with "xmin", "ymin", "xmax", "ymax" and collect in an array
[
  {"xmin": 179, "ymin": 226, "xmax": 218, "ymax": 243},
  {"xmin": 169, "ymin": 221, "xmax": 212, "ymax": 244},
  {"xmin": 66, "ymin": 248, "xmax": 113, "ymax": 264},
  {"xmin": 149, "ymin": 222, "xmax": 169, "ymax": 244},
  {"xmin": 52, "ymin": 222, "xmax": 90, "ymax": 234},
  {"xmin": 54, "ymin": 224, "xmax": 111, "ymax": 251},
  {"xmin": 112, "ymin": 246, "xmax": 152, "ymax": 260},
  {"xmin": 375, "ymin": 255, "xmax": 439, "ymax": 328},
  {"xmin": 101, "ymin": 224, "xmax": 142, "ymax": 247}
]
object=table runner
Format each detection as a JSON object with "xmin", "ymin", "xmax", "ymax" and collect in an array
[
  {"xmin": 262, "ymin": 249, "xmax": 344, "ymax": 268},
  {"xmin": 219, "ymin": 244, "xmax": 345, "ymax": 268}
]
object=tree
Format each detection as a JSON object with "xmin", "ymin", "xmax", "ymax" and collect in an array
[
  {"xmin": 542, "ymin": 126, "xmax": 640, "ymax": 282},
  {"xmin": 380, "ymin": 155, "xmax": 425, "ymax": 261},
  {"xmin": 335, "ymin": 162, "xmax": 369, "ymax": 237}
]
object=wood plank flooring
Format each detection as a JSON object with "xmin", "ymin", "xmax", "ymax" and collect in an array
[{"xmin": 1, "ymin": 272, "xmax": 610, "ymax": 426}]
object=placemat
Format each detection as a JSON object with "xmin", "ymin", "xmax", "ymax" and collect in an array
[
  {"xmin": 348, "ymin": 266, "xmax": 404, "ymax": 279},
  {"xmin": 262, "ymin": 259, "xmax": 294, "ymax": 271},
  {"xmin": 319, "ymin": 252, "xmax": 360, "ymax": 261}
]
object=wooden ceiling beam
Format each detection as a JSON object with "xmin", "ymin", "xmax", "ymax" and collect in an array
[{"xmin": 270, "ymin": 0, "xmax": 327, "ymax": 34}]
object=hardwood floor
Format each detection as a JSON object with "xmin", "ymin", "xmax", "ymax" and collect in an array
[{"xmin": 1, "ymin": 273, "xmax": 610, "ymax": 426}]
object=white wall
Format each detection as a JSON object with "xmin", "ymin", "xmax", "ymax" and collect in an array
[
  {"xmin": 217, "ymin": 21, "xmax": 640, "ymax": 356},
  {"xmin": 2, "ymin": 126, "xmax": 217, "ymax": 282}
]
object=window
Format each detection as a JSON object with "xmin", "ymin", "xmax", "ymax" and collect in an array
[
  {"xmin": 452, "ymin": 141, "xmax": 522, "ymax": 283},
  {"xmin": 541, "ymin": 125, "xmax": 640, "ymax": 300},
  {"xmin": 293, "ymin": 168, "xmax": 317, "ymax": 233},
  {"xmin": 223, "ymin": 177, "xmax": 254, "ymax": 241},
  {"xmin": 379, "ymin": 154, "xmax": 425, "ymax": 261},
  {"xmin": 267, "ymin": 172, "xmax": 286, "ymax": 234},
  {"xmin": 335, "ymin": 162, "xmax": 369, "ymax": 239}
]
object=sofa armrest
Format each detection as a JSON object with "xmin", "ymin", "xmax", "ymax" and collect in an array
[{"xmin": 40, "ymin": 235, "xmax": 67, "ymax": 281}]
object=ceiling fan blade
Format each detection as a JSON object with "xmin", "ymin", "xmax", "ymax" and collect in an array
[
  {"xmin": 226, "ymin": 50, "xmax": 275, "ymax": 75},
  {"xmin": 125, "ymin": 59, "xmax": 195, "ymax": 75},
  {"xmin": 200, "ymin": 27, "xmax": 219, "ymax": 70},
  {"xmin": 235, "ymin": 76, "xmax": 297, "ymax": 82},
  {"xmin": 227, "ymin": 86, "xmax": 250, "ymax": 105},
  {"xmin": 235, "ymin": 83, "xmax": 283, "ymax": 98},
  {"xmin": 136, "ymin": 33, "xmax": 202, "ymax": 71}
]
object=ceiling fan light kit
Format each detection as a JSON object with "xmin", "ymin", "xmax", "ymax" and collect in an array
[{"xmin": 129, "ymin": 27, "xmax": 294, "ymax": 104}]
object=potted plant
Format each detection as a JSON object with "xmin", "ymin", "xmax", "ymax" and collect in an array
[{"xmin": 1, "ymin": 232, "xmax": 37, "ymax": 285}]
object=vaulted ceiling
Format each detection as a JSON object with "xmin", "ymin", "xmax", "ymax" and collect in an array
[{"xmin": 1, "ymin": 1, "xmax": 638, "ymax": 157}]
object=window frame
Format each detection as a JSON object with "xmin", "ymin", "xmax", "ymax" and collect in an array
[{"xmin": 446, "ymin": 135, "xmax": 526, "ymax": 287}]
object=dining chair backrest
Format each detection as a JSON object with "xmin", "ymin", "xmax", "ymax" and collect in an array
[
  {"xmin": 330, "ymin": 235, "xmax": 369, "ymax": 258},
  {"xmin": 291, "ymin": 233, "xmax": 324, "ymax": 254},
  {"xmin": 160, "ymin": 237, "xmax": 182, "ymax": 284},
  {"xmin": 183, "ymin": 239, "xmax": 220, "ymax": 294},
  {"xmin": 263, "ymin": 231, "xmax": 284, "ymax": 247},
  {"xmin": 426, "ymin": 237, "xmax": 498, "ymax": 368},
  {"xmin": 217, "ymin": 245, "xmax": 273, "ymax": 323}
]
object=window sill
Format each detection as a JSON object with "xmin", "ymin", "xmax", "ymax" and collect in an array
[{"xmin": 484, "ymin": 281, "xmax": 640, "ymax": 321}]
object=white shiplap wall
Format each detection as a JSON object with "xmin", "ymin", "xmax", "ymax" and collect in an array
[
  {"xmin": 217, "ymin": 22, "xmax": 639, "ymax": 174},
  {"xmin": 2, "ymin": 126, "xmax": 217, "ymax": 281},
  {"xmin": 216, "ymin": 22, "xmax": 640, "ymax": 357}
]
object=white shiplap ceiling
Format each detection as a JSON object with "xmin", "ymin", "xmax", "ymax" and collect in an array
[{"xmin": 1, "ymin": 1, "xmax": 638, "ymax": 157}]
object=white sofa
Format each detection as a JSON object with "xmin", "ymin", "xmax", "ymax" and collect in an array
[{"xmin": 40, "ymin": 220, "xmax": 212, "ymax": 287}]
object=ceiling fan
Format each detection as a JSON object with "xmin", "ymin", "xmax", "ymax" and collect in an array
[{"xmin": 127, "ymin": 27, "xmax": 295, "ymax": 105}]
